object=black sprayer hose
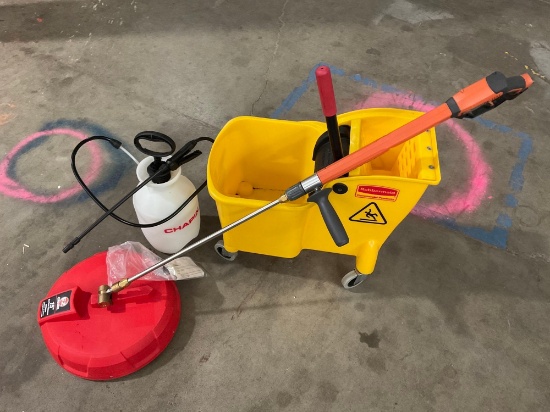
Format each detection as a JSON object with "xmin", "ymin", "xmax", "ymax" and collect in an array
[{"xmin": 63, "ymin": 135, "xmax": 214, "ymax": 253}]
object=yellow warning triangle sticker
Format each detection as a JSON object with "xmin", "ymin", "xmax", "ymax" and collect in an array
[{"xmin": 349, "ymin": 202, "xmax": 387, "ymax": 224}]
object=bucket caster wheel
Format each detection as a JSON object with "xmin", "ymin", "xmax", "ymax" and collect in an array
[
  {"xmin": 341, "ymin": 270, "xmax": 366, "ymax": 289},
  {"xmin": 214, "ymin": 240, "xmax": 238, "ymax": 261}
]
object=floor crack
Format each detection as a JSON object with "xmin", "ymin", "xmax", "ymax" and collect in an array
[
  {"xmin": 250, "ymin": 0, "xmax": 290, "ymax": 115},
  {"xmin": 231, "ymin": 275, "xmax": 266, "ymax": 319}
]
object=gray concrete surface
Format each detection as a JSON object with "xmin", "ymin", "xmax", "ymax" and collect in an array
[{"xmin": 1, "ymin": 0, "xmax": 550, "ymax": 410}]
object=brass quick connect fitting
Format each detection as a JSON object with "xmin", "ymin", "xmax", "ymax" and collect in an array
[{"xmin": 110, "ymin": 278, "xmax": 129, "ymax": 293}]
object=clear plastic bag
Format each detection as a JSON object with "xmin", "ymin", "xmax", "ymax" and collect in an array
[
  {"xmin": 106, "ymin": 241, "xmax": 173, "ymax": 285},
  {"xmin": 106, "ymin": 241, "xmax": 205, "ymax": 285}
]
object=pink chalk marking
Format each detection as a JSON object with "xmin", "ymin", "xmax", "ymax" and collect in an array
[
  {"xmin": 0, "ymin": 128, "xmax": 102, "ymax": 203},
  {"xmin": 356, "ymin": 91, "xmax": 491, "ymax": 218}
]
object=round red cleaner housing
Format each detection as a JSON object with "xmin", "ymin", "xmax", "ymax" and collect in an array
[{"xmin": 37, "ymin": 251, "xmax": 181, "ymax": 380}]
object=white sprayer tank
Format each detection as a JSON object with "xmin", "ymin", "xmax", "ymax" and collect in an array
[{"xmin": 133, "ymin": 157, "xmax": 200, "ymax": 254}]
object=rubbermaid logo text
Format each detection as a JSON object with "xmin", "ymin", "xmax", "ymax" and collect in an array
[{"xmin": 355, "ymin": 185, "xmax": 399, "ymax": 201}]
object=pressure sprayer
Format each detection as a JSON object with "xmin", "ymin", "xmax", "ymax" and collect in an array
[{"xmin": 62, "ymin": 131, "xmax": 213, "ymax": 254}]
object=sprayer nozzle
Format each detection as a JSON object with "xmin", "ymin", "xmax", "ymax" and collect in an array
[{"xmin": 62, "ymin": 238, "xmax": 80, "ymax": 253}]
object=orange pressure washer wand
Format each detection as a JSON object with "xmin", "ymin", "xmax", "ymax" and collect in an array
[
  {"xmin": 100, "ymin": 70, "xmax": 532, "ymax": 304},
  {"xmin": 283, "ymin": 70, "xmax": 533, "ymax": 243}
]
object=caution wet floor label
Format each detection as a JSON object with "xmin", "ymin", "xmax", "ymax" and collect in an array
[{"xmin": 349, "ymin": 202, "xmax": 387, "ymax": 224}]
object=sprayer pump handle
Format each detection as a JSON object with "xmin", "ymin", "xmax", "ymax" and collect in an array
[{"xmin": 134, "ymin": 131, "xmax": 176, "ymax": 158}]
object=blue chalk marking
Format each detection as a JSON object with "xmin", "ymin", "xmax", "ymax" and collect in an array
[
  {"xmin": 353, "ymin": 73, "xmax": 377, "ymax": 88},
  {"xmin": 271, "ymin": 71, "xmax": 316, "ymax": 119},
  {"xmin": 51, "ymin": 119, "xmax": 135, "ymax": 204},
  {"xmin": 509, "ymin": 137, "xmax": 533, "ymax": 192},
  {"xmin": 473, "ymin": 117, "xmax": 513, "ymax": 134},
  {"xmin": 271, "ymin": 64, "xmax": 535, "ymax": 249},
  {"xmin": 380, "ymin": 84, "xmax": 400, "ymax": 94},
  {"xmin": 496, "ymin": 213, "xmax": 513, "ymax": 229},
  {"xmin": 471, "ymin": 117, "xmax": 533, "ymax": 193},
  {"xmin": 505, "ymin": 194, "xmax": 518, "ymax": 208},
  {"xmin": 435, "ymin": 217, "xmax": 509, "ymax": 249},
  {"xmin": 10, "ymin": 119, "xmax": 134, "ymax": 204}
]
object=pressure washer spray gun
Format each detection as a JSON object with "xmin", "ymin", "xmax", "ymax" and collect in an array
[{"xmin": 98, "ymin": 69, "xmax": 533, "ymax": 306}]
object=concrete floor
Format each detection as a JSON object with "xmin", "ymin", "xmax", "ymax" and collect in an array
[{"xmin": 1, "ymin": 0, "xmax": 550, "ymax": 410}]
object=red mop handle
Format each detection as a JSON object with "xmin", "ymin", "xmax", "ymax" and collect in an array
[
  {"xmin": 317, "ymin": 71, "xmax": 533, "ymax": 184},
  {"xmin": 316, "ymin": 66, "xmax": 337, "ymax": 117},
  {"xmin": 315, "ymin": 65, "xmax": 345, "ymax": 161}
]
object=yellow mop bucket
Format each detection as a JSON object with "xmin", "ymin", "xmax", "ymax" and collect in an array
[{"xmin": 207, "ymin": 108, "xmax": 441, "ymax": 285}]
